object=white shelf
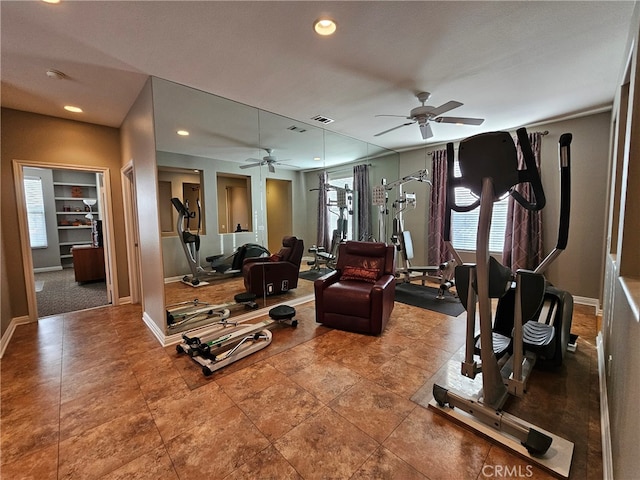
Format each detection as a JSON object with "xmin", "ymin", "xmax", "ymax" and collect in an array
[
  {"xmin": 55, "ymin": 197, "xmax": 97, "ymax": 202},
  {"xmin": 53, "ymin": 182, "xmax": 95, "ymax": 187},
  {"xmin": 52, "ymin": 170, "xmax": 100, "ymax": 266}
]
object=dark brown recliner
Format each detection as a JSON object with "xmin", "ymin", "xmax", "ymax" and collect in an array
[
  {"xmin": 314, "ymin": 241, "xmax": 395, "ymax": 335},
  {"xmin": 242, "ymin": 236, "xmax": 304, "ymax": 296}
]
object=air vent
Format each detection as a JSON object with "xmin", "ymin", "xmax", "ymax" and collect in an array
[
  {"xmin": 287, "ymin": 125, "xmax": 307, "ymax": 133},
  {"xmin": 311, "ymin": 114, "xmax": 334, "ymax": 124}
]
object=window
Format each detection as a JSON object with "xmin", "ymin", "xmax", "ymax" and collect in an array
[
  {"xmin": 24, "ymin": 176, "xmax": 48, "ymax": 248},
  {"xmin": 327, "ymin": 176, "xmax": 354, "ymax": 242},
  {"xmin": 450, "ymin": 161, "xmax": 508, "ymax": 252}
]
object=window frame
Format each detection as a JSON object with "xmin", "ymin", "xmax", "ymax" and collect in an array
[{"xmin": 23, "ymin": 175, "xmax": 48, "ymax": 249}]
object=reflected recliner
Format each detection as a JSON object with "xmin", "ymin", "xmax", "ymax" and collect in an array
[
  {"xmin": 242, "ymin": 236, "xmax": 304, "ymax": 296},
  {"xmin": 314, "ymin": 241, "xmax": 395, "ymax": 335}
]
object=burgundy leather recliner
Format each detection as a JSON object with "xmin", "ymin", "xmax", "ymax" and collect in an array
[
  {"xmin": 314, "ymin": 241, "xmax": 395, "ymax": 335},
  {"xmin": 242, "ymin": 236, "xmax": 304, "ymax": 296}
]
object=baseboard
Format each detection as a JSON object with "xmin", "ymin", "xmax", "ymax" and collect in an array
[
  {"xmin": 142, "ymin": 311, "xmax": 167, "ymax": 346},
  {"xmin": 573, "ymin": 295, "xmax": 600, "ymax": 314},
  {"xmin": 118, "ymin": 296, "xmax": 132, "ymax": 305},
  {"xmin": 0, "ymin": 315, "xmax": 31, "ymax": 358},
  {"xmin": 33, "ymin": 266, "xmax": 63, "ymax": 273},
  {"xmin": 596, "ymin": 332, "xmax": 614, "ymax": 480}
]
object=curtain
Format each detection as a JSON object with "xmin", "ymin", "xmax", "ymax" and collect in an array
[
  {"xmin": 502, "ymin": 132, "xmax": 544, "ymax": 271},
  {"xmin": 353, "ymin": 164, "xmax": 372, "ymax": 241},
  {"xmin": 427, "ymin": 149, "xmax": 449, "ymax": 265},
  {"xmin": 317, "ymin": 171, "xmax": 330, "ymax": 249}
]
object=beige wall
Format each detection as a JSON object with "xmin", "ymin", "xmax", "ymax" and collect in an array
[
  {"xmin": 0, "ymin": 108, "xmax": 129, "ymax": 335},
  {"xmin": 120, "ymin": 78, "xmax": 165, "ymax": 335},
  {"xmin": 602, "ymin": 3, "xmax": 640, "ymax": 478}
]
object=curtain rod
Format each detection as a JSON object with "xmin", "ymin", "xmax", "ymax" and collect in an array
[
  {"xmin": 425, "ymin": 130, "xmax": 550, "ymax": 155},
  {"xmin": 328, "ymin": 163, "xmax": 372, "ymax": 175}
]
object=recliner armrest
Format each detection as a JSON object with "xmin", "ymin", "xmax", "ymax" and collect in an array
[
  {"xmin": 373, "ymin": 274, "xmax": 395, "ymax": 290},
  {"xmin": 243, "ymin": 256, "xmax": 268, "ymax": 267},
  {"xmin": 314, "ymin": 270, "xmax": 341, "ymax": 291}
]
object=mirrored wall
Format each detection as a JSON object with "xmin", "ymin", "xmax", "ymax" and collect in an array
[{"xmin": 151, "ymin": 77, "xmax": 399, "ymax": 333}]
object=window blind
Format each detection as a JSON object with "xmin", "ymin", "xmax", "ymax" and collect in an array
[
  {"xmin": 24, "ymin": 176, "xmax": 48, "ymax": 248},
  {"xmin": 450, "ymin": 161, "xmax": 508, "ymax": 252}
]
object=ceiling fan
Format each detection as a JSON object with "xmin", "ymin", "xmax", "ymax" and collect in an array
[
  {"xmin": 374, "ymin": 92, "xmax": 484, "ymax": 140},
  {"xmin": 240, "ymin": 148, "xmax": 289, "ymax": 173}
]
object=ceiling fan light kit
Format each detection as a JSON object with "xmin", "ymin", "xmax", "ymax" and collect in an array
[{"xmin": 375, "ymin": 91, "xmax": 485, "ymax": 140}]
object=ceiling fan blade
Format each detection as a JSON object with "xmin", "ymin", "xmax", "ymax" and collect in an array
[
  {"xmin": 435, "ymin": 116, "xmax": 485, "ymax": 125},
  {"xmin": 419, "ymin": 122, "xmax": 433, "ymax": 140},
  {"xmin": 428, "ymin": 100, "xmax": 463, "ymax": 117},
  {"xmin": 374, "ymin": 121, "xmax": 415, "ymax": 137},
  {"xmin": 375, "ymin": 114, "xmax": 411, "ymax": 118},
  {"xmin": 240, "ymin": 162, "xmax": 262, "ymax": 169}
]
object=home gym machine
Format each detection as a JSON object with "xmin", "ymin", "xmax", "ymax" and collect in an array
[
  {"xmin": 176, "ymin": 304, "xmax": 298, "ymax": 376},
  {"xmin": 308, "ymin": 184, "xmax": 352, "ymax": 270},
  {"xmin": 171, "ymin": 197, "xmax": 269, "ymax": 286},
  {"xmin": 373, "ymin": 169, "xmax": 457, "ymax": 297},
  {"xmin": 430, "ymin": 129, "xmax": 574, "ymax": 478},
  {"xmin": 166, "ymin": 292, "xmax": 259, "ymax": 331}
]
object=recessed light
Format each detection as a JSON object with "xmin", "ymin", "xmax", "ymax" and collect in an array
[
  {"xmin": 64, "ymin": 105, "xmax": 83, "ymax": 113},
  {"xmin": 42, "ymin": 0, "xmax": 61, "ymax": 4},
  {"xmin": 177, "ymin": 130, "xmax": 190, "ymax": 136},
  {"xmin": 313, "ymin": 157, "xmax": 322, "ymax": 161},
  {"xmin": 314, "ymin": 18, "xmax": 337, "ymax": 36}
]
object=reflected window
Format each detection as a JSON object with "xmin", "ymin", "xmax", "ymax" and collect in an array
[{"xmin": 327, "ymin": 176, "xmax": 353, "ymax": 242}]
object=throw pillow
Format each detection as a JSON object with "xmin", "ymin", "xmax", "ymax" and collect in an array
[{"xmin": 341, "ymin": 265, "xmax": 381, "ymax": 283}]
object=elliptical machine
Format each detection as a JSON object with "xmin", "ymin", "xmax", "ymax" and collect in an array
[
  {"xmin": 430, "ymin": 129, "xmax": 575, "ymax": 477},
  {"xmin": 171, "ymin": 197, "xmax": 269, "ymax": 286}
]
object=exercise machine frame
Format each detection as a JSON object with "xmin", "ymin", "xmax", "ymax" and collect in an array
[
  {"xmin": 171, "ymin": 197, "xmax": 269, "ymax": 286},
  {"xmin": 430, "ymin": 129, "xmax": 575, "ymax": 478},
  {"xmin": 176, "ymin": 305, "xmax": 298, "ymax": 376},
  {"xmin": 373, "ymin": 169, "xmax": 457, "ymax": 296}
]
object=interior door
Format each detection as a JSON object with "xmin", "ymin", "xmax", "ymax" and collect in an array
[{"xmin": 266, "ymin": 179, "xmax": 292, "ymax": 252}]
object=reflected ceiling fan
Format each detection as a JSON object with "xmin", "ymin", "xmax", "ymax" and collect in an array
[
  {"xmin": 374, "ymin": 92, "xmax": 484, "ymax": 140},
  {"xmin": 240, "ymin": 148, "xmax": 290, "ymax": 173}
]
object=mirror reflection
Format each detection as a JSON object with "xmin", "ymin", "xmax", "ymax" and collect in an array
[
  {"xmin": 216, "ymin": 173, "xmax": 252, "ymax": 234},
  {"xmin": 153, "ymin": 77, "xmax": 400, "ymax": 334}
]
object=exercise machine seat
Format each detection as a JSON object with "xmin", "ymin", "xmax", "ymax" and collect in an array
[
  {"xmin": 242, "ymin": 236, "xmax": 304, "ymax": 296},
  {"xmin": 314, "ymin": 241, "xmax": 395, "ymax": 335}
]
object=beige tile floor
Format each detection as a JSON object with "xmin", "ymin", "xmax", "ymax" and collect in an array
[{"xmin": 1, "ymin": 279, "xmax": 602, "ymax": 479}]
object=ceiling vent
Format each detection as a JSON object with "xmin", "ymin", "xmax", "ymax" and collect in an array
[
  {"xmin": 311, "ymin": 114, "xmax": 334, "ymax": 124},
  {"xmin": 287, "ymin": 125, "xmax": 307, "ymax": 133}
]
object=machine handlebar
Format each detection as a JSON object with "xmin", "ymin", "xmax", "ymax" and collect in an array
[{"xmin": 511, "ymin": 128, "xmax": 546, "ymax": 212}]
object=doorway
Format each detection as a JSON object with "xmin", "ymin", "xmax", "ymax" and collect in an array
[
  {"xmin": 13, "ymin": 160, "xmax": 117, "ymax": 320},
  {"xmin": 266, "ymin": 178, "xmax": 292, "ymax": 252}
]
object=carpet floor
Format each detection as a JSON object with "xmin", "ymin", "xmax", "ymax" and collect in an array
[{"xmin": 34, "ymin": 268, "xmax": 109, "ymax": 318}]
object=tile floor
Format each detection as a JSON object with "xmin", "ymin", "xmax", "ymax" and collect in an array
[{"xmin": 1, "ymin": 283, "xmax": 602, "ymax": 479}]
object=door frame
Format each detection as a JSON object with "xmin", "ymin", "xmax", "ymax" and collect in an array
[
  {"xmin": 121, "ymin": 160, "xmax": 142, "ymax": 305},
  {"xmin": 12, "ymin": 159, "xmax": 119, "ymax": 321}
]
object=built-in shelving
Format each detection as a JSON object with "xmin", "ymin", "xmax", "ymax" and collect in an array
[{"xmin": 52, "ymin": 170, "xmax": 101, "ymax": 267}]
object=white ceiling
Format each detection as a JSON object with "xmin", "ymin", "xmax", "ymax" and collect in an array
[{"xmin": 1, "ymin": 1, "xmax": 636, "ymax": 169}]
